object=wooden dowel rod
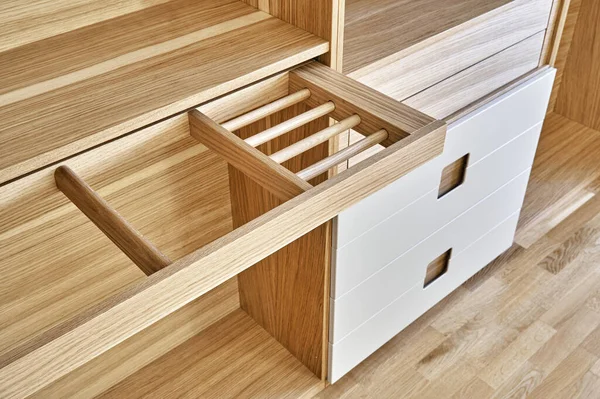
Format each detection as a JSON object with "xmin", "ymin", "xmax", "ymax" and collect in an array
[
  {"xmin": 222, "ymin": 89, "xmax": 311, "ymax": 132},
  {"xmin": 245, "ymin": 101, "xmax": 335, "ymax": 147},
  {"xmin": 54, "ymin": 165, "xmax": 171, "ymax": 276},
  {"xmin": 297, "ymin": 129, "xmax": 389, "ymax": 181},
  {"xmin": 270, "ymin": 115, "xmax": 361, "ymax": 164}
]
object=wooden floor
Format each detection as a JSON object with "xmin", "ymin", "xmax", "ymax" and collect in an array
[{"xmin": 316, "ymin": 129, "xmax": 600, "ymax": 398}]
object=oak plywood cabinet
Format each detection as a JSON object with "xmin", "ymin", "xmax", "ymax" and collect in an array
[{"xmin": 0, "ymin": 0, "xmax": 561, "ymax": 396}]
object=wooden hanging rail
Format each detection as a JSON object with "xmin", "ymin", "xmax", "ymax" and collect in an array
[
  {"xmin": 297, "ymin": 129, "xmax": 389, "ymax": 180},
  {"xmin": 245, "ymin": 102, "xmax": 335, "ymax": 147},
  {"xmin": 222, "ymin": 89, "xmax": 312, "ymax": 132},
  {"xmin": 54, "ymin": 165, "xmax": 171, "ymax": 275},
  {"xmin": 270, "ymin": 115, "xmax": 361, "ymax": 164}
]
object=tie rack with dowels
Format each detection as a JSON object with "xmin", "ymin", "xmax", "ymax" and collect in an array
[{"xmin": 2, "ymin": 62, "xmax": 444, "ymax": 398}]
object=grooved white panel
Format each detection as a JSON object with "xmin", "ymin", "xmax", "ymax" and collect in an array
[
  {"xmin": 329, "ymin": 211, "xmax": 522, "ymax": 383},
  {"xmin": 335, "ymin": 68, "xmax": 555, "ymax": 250},
  {"xmin": 333, "ymin": 124, "xmax": 542, "ymax": 298},
  {"xmin": 330, "ymin": 168, "xmax": 532, "ymax": 343}
]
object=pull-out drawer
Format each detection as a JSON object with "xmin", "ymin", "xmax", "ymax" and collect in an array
[
  {"xmin": 0, "ymin": 61, "xmax": 445, "ymax": 398},
  {"xmin": 329, "ymin": 210, "xmax": 522, "ymax": 382},
  {"xmin": 328, "ymin": 67, "xmax": 555, "ymax": 382},
  {"xmin": 334, "ymin": 68, "xmax": 555, "ymax": 297},
  {"xmin": 331, "ymin": 168, "xmax": 532, "ymax": 344}
]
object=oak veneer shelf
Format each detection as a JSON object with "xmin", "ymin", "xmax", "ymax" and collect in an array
[
  {"xmin": 343, "ymin": 0, "xmax": 512, "ymax": 74},
  {"xmin": 0, "ymin": 0, "xmax": 329, "ymax": 185}
]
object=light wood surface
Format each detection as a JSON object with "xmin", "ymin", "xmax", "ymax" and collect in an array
[
  {"xmin": 54, "ymin": 166, "xmax": 171, "ymax": 276},
  {"xmin": 516, "ymin": 112, "xmax": 600, "ymax": 248},
  {"xmin": 348, "ymin": 0, "xmax": 553, "ymax": 107},
  {"xmin": 317, "ymin": 191, "xmax": 600, "ymax": 398},
  {"xmin": 240, "ymin": 0, "xmax": 342, "ymax": 69},
  {"xmin": 0, "ymin": 0, "xmax": 170, "ymax": 53},
  {"xmin": 189, "ymin": 110, "xmax": 312, "ymax": 201},
  {"xmin": 547, "ymin": 0, "xmax": 583, "ymax": 111},
  {"xmin": 230, "ymin": 102, "xmax": 331, "ymax": 378},
  {"xmin": 0, "ymin": 113, "xmax": 234, "ymax": 397},
  {"xmin": 100, "ymin": 309, "xmax": 323, "ymax": 398},
  {"xmin": 0, "ymin": 120, "xmax": 445, "ymax": 397},
  {"xmin": 289, "ymin": 62, "xmax": 434, "ymax": 145},
  {"xmin": 245, "ymin": 102, "xmax": 336, "ymax": 147},
  {"xmin": 270, "ymin": 115, "xmax": 361, "ymax": 164},
  {"xmin": 424, "ymin": 251, "xmax": 452, "ymax": 288},
  {"xmin": 343, "ymin": 0, "xmax": 512, "ymax": 74},
  {"xmin": 222, "ymin": 89, "xmax": 311, "ymax": 132},
  {"xmin": 32, "ymin": 278, "xmax": 240, "ymax": 399},
  {"xmin": 297, "ymin": 130, "xmax": 389, "ymax": 181},
  {"xmin": 555, "ymin": 0, "xmax": 600, "ymax": 129},
  {"xmin": 403, "ymin": 32, "xmax": 545, "ymax": 119},
  {"xmin": 0, "ymin": 0, "xmax": 329, "ymax": 185}
]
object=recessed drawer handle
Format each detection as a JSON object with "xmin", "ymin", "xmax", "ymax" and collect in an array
[{"xmin": 54, "ymin": 165, "xmax": 171, "ymax": 276}]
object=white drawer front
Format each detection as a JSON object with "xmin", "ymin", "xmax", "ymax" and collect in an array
[
  {"xmin": 444, "ymin": 68, "xmax": 554, "ymax": 165},
  {"xmin": 335, "ymin": 68, "xmax": 554, "ymax": 251},
  {"xmin": 330, "ymin": 168, "xmax": 531, "ymax": 343},
  {"xmin": 329, "ymin": 210, "xmax": 522, "ymax": 383},
  {"xmin": 333, "ymin": 124, "xmax": 541, "ymax": 298}
]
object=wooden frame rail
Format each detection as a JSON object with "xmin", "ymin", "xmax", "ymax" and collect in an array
[
  {"xmin": 0, "ymin": 120, "xmax": 445, "ymax": 399},
  {"xmin": 54, "ymin": 165, "xmax": 171, "ymax": 276}
]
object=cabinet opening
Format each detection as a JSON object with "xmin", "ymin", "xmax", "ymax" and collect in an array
[
  {"xmin": 438, "ymin": 154, "xmax": 470, "ymax": 198},
  {"xmin": 424, "ymin": 249, "xmax": 452, "ymax": 288}
]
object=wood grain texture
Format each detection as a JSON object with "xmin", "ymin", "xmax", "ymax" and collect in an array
[
  {"xmin": 0, "ymin": 0, "xmax": 329, "ymax": 184},
  {"xmin": 0, "ymin": 120, "xmax": 445, "ymax": 397},
  {"xmin": 424, "ymin": 250, "xmax": 452, "ymax": 288},
  {"xmin": 289, "ymin": 62, "xmax": 434, "ymax": 145},
  {"xmin": 555, "ymin": 0, "xmax": 600, "ymax": 129},
  {"xmin": 548, "ymin": 0, "xmax": 583, "ymax": 111},
  {"xmin": 0, "ymin": 113, "xmax": 234, "ymax": 397},
  {"xmin": 403, "ymin": 32, "xmax": 545, "ymax": 119},
  {"xmin": 348, "ymin": 0, "xmax": 553, "ymax": 106},
  {"xmin": 55, "ymin": 166, "xmax": 171, "ymax": 276},
  {"xmin": 540, "ymin": 0, "xmax": 571, "ymax": 66},
  {"xmin": 230, "ymin": 102, "xmax": 331, "ymax": 378},
  {"xmin": 99, "ymin": 309, "xmax": 323, "ymax": 398},
  {"xmin": 317, "ymin": 191, "xmax": 600, "ymax": 398},
  {"xmin": 343, "ymin": 0, "xmax": 513, "ymax": 74},
  {"xmin": 189, "ymin": 109, "xmax": 313, "ymax": 201},
  {"xmin": 0, "ymin": 0, "xmax": 170, "ymax": 52},
  {"xmin": 516, "ymin": 112, "xmax": 600, "ymax": 248},
  {"xmin": 31, "ymin": 278, "xmax": 240, "ymax": 399},
  {"xmin": 240, "ymin": 0, "xmax": 341, "ymax": 69}
]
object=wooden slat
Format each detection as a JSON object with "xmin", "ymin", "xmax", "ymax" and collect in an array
[
  {"xmin": 297, "ymin": 129, "xmax": 388, "ymax": 181},
  {"xmin": 222, "ymin": 89, "xmax": 311, "ymax": 132},
  {"xmin": 289, "ymin": 62, "xmax": 433, "ymax": 145},
  {"xmin": 270, "ymin": 115, "xmax": 361, "ymax": 164},
  {"xmin": 0, "ymin": 120, "xmax": 445, "ymax": 398},
  {"xmin": 54, "ymin": 165, "xmax": 171, "ymax": 276},
  {"xmin": 189, "ymin": 109, "xmax": 312, "ymax": 201},
  {"xmin": 245, "ymin": 102, "xmax": 335, "ymax": 147},
  {"xmin": 0, "ymin": 3, "xmax": 329, "ymax": 185}
]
